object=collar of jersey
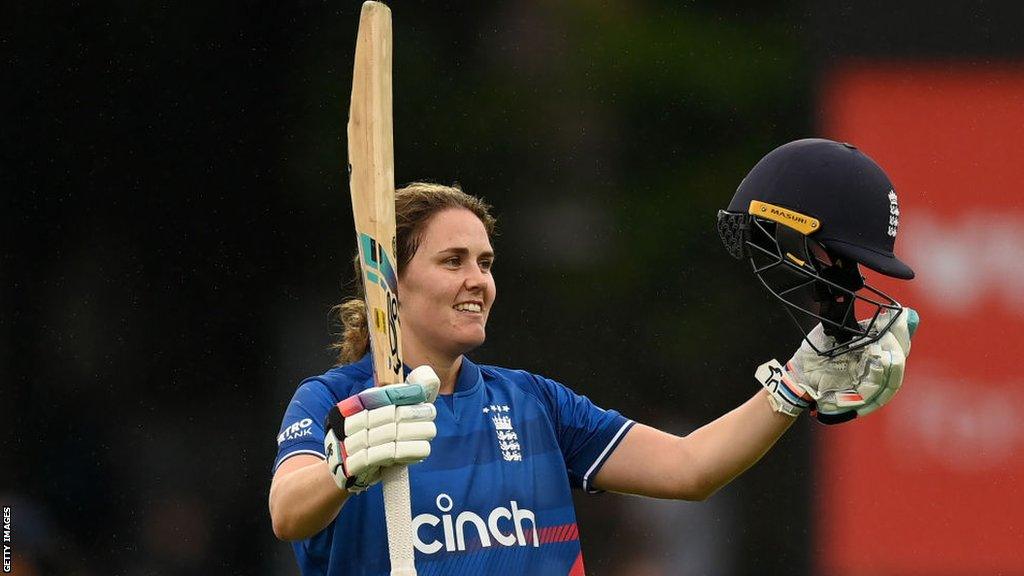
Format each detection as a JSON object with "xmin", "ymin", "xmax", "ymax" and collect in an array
[
  {"xmin": 351, "ymin": 353, "xmax": 482, "ymax": 396},
  {"xmin": 405, "ymin": 356, "xmax": 482, "ymax": 397},
  {"xmin": 448, "ymin": 356, "xmax": 482, "ymax": 397}
]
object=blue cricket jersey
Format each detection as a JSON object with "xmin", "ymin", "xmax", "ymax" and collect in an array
[{"xmin": 273, "ymin": 355, "xmax": 634, "ymax": 576}]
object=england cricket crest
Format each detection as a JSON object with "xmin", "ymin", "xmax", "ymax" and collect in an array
[{"xmin": 483, "ymin": 404, "xmax": 522, "ymax": 462}]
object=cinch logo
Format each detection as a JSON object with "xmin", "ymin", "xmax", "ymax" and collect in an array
[
  {"xmin": 277, "ymin": 418, "xmax": 313, "ymax": 445},
  {"xmin": 412, "ymin": 493, "xmax": 539, "ymax": 554}
]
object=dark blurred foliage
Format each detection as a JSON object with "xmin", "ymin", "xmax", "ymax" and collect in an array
[{"xmin": 5, "ymin": 1, "xmax": 1019, "ymax": 574}]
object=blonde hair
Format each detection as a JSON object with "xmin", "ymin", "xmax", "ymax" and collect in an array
[{"xmin": 331, "ymin": 182, "xmax": 497, "ymax": 364}]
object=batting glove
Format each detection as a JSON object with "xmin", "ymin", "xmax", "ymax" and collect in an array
[
  {"xmin": 324, "ymin": 365, "xmax": 441, "ymax": 493},
  {"xmin": 756, "ymin": 308, "xmax": 919, "ymax": 424}
]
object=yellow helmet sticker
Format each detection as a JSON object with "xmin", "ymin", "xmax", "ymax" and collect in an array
[{"xmin": 748, "ymin": 200, "xmax": 820, "ymax": 235}]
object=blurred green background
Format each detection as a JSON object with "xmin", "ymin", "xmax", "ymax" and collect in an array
[{"xmin": 5, "ymin": 1, "xmax": 1020, "ymax": 574}]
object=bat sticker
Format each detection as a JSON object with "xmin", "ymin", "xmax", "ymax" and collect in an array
[
  {"xmin": 359, "ymin": 233, "xmax": 399, "ymax": 293},
  {"xmin": 358, "ymin": 232, "xmax": 402, "ymax": 376}
]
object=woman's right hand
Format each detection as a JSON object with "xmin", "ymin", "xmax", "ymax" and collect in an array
[{"xmin": 324, "ymin": 365, "xmax": 440, "ymax": 492}]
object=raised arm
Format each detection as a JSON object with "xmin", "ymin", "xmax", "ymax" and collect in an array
[
  {"xmin": 595, "ymin": 310, "xmax": 917, "ymax": 500},
  {"xmin": 593, "ymin": 389, "xmax": 792, "ymax": 501}
]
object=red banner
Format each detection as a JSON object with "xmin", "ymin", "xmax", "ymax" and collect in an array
[{"xmin": 817, "ymin": 63, "xmax": 1024, "ymax": 575}]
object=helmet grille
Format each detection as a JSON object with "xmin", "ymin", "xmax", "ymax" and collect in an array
[{"xmin": 716, "ymin": 210, "xmax": 748, "ymax": 260}]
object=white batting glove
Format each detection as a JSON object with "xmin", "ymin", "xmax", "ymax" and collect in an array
[
  {"xmin": 756, "ymin": 308, "xmax": 919, "ymax": 424},
  {"xmin": 324, "ymin": 366, "xmax": 441, "ymax": 493}
]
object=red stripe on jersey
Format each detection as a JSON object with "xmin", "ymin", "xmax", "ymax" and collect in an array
[
  {"xmin": 538, "ymin": 523, "xmax": 580, "ymax": 544},
  {"xmin": 569, "ymin": 551, "xmax": 586, "ymax": 576}
]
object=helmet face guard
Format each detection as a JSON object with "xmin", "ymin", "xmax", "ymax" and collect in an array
[{"xmin": 717, "ymin": 205, "xmax": 903, "ymax": 358}]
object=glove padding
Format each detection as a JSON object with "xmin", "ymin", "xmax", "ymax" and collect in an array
[
  {"xmin": 757, "ymin": 308, "xmax": 919, "ymax": 424},
  {"xmin": 324, "ymin": 365, "xmax": 441, "ymax": 493}
]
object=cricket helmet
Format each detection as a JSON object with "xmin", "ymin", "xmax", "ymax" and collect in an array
[{"xmin": 717, "ymin": 138, "xmax": 914, "ymax": 357}]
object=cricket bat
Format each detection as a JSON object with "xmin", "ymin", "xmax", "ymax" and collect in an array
[{"xmin": 347, "ymin": 2, "xmax": 415, "ymax": 574}]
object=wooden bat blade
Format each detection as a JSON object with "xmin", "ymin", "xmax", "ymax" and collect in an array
[
  {"xmin": 347, "ymin": 3, "xmax": 417, "ymax": 575},
  {"xmin": 349, "ymin": 0, "xmax": 402, "ymax": 388}
]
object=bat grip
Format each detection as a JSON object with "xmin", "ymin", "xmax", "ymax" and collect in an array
[{"xmin": 382, "ymin": 464, "xmax": 417, "ymax": 575}]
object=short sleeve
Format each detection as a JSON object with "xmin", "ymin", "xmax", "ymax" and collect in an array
[
  {"xmin": 272, "ymin": 379, "xmax": 337, "ymax": 473},
  {"xmin": 527, "ymin": 374, "xmax": 634, "ymax": 493}
]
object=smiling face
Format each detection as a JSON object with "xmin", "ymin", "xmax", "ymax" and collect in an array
[{"xmin": 398, "ymin": 207, "xmax": 496, "ymax": 362}]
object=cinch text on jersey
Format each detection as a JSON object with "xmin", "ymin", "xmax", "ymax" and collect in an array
[{"xmin": 412, "ymin": 493, "xmax": 539, "ymax": 554}]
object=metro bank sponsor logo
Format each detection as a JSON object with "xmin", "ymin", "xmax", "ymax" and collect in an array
[{"xmin": 277, "ymin": 418, "xmax": 313, "ymax": 445}]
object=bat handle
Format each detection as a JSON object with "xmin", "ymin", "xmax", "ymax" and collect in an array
[{"xmin": 381, "ymin": 464, "xmax": 417, "ymax": 575}]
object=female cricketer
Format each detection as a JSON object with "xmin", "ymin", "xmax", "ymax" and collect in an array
[{"xmin": 269, "ymin": 139, "xmax": 919, "ymax": 575}]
